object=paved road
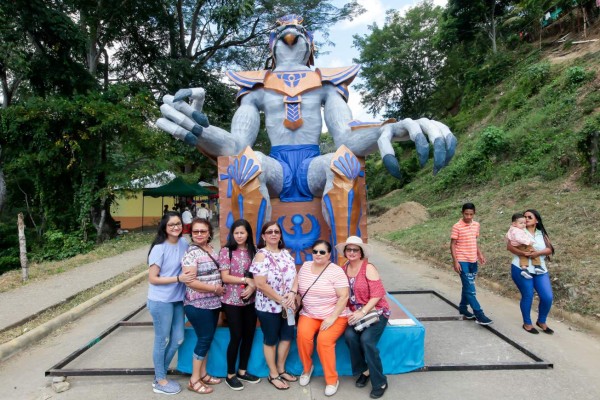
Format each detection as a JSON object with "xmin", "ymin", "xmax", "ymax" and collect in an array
[
  {"xmin": 0, "ymin": 247, "xmax": 148, "ymax": 332},
  {"xmin": 0, "ymin": 240, "xmax": 599, "ymax": 400}
]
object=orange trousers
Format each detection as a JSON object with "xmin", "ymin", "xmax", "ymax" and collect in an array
[{"xmin": 297, "ymin": 315, "xmax": 348, "ymax": 385}]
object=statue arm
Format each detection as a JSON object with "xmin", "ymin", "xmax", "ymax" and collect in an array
[{"xmin": 156, "ymin": 88, "xmax": 263, "ymax": 157}]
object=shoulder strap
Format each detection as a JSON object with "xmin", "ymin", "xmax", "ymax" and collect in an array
[{"xmin": 301, "ymin": 262, "xmax": 330, "ymax": 301}]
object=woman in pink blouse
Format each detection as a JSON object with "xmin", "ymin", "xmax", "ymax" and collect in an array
[
  {"xmin": 182, "ymin": 218, "xmax": 223, "ymax": 394},
  {"xmin": 218, "ymin": 219, "xmax": 261, "ymax": 390},
  {"xmin": 336, "ymin": 236, "xmax": 389, "ymax": 399},
  {"xmin": 295, "ymin": 240, "xmax": 349, "ymax": 397}
]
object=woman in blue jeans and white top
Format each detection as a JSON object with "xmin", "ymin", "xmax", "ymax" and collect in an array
[
  {"xmin": 507, "ymin": 209, "xmax": 555, "ymax": 335},
  {"xmin": 182, "ymin": 217, "xmax": 224, "ymax": 394},
  {"xmin": 147, "ymin": 211, "xmax": 195, "ymax": 395}
]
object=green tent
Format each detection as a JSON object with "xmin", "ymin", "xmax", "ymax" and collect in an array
[
  {"xmin": 143, "ymin": 177, "xmax": 213, "ymax": 197},
  {"xmin": 140, "ymin": 177, "xmax": 214, "ymax": 230}
]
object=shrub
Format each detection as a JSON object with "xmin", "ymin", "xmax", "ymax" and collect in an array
[
  {"xmin": 519, "ymin": 62, "xmax": 550, "ymax": 96},
  {"xmin": 564, "ymin": 66, "xmax": 594, "ymax": 87},
  {"xmin": 36, "ymin": 230, "xmax": 94, "ymax": 261},
  {"xmin": 479, "ymin": 126, "xmax": 509, "ymax": 157}
]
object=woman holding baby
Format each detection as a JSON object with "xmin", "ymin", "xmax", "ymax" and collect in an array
[{"xmin": 506, "ymin": 209, "xmax": 555, "ymax": 335}]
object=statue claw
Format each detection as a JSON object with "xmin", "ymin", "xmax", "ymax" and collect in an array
[
  {"xmin": 414, "ymin": 132, "xmax": 429, "ymax": 167},
  {"xmin": 383, "ymin": 154, "xmax": 402, "ymax": 180},
  {"xmin": 191, "ymin": 124, "xmax": 204, "ymax": 136},
  {"xmin": 445, "ymin": 134, "xmax": 457, "ymax": 166},
  {"xmin": 192, "ymin": 111, "xmax": 209, "ymax": 127},
  {"xmin": 173, "ymin": 89, "xmax": 193, "ymax": 102},
  {"xmin": 433, "ymin": 138, "xmax": 446, "ymax": 175}
]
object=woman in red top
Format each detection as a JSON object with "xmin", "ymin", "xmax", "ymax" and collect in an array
[{"xmin": 337, "ymin": 236, "xmax": 389, "ymax": 400}]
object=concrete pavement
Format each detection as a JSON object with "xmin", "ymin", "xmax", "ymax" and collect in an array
[
  {"xmin": 0, "ymin": 246, "xmax": 148, "ymax": 332},
  {"xmin": 0, "ymin": 239, "xmax": 599, "ymax": 399}
]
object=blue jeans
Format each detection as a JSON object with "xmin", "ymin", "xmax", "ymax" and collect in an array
[
  {"xmin": 511, "ymin": 264, "xmax": 553, "ymax": 325},
  {"xmin": 458, "ymin": 262, "xmax": 483, "ymax": 315},
  {"xmin": 344, "ymin": 316, "xmax": 388, "ymax": 390},
  {"xmin": 256, "ymin": 310, "xmax": 295, "ymax": 345},
  {"xmin": 184, "ymin": 306, "xmax": 220, "ymax": 360},
  {"xmin": 147, "ymin": 300, "xmax": 185, "ymax": 381}
]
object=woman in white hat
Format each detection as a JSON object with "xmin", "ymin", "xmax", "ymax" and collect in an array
[{"xmin": 336, "ymin": 236, "xmax": 390, "ymax": 399}]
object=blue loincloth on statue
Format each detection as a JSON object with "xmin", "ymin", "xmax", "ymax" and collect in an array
[{"xmin": 270, "ymin": 144, "xmax": 320, "ymax": 202}]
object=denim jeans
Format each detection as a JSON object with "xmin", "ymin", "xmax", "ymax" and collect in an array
[
  {"xmin": 184, "ymin": 306, "xmax": 220, "ymax": 360},
  {"xmin": 458, "ymin": 262, "xmax": 483, "ymax": 315},
  {"xmin": 344, "ymin": 316, "xmax": 388, "ymax": 389},
  {"xmin": 147, "ymin": 300, "xmax": 185, "ymax": 381},
  {"xmin": 511, "ymin": 264, "xmax": 553, "ymax": 325}
]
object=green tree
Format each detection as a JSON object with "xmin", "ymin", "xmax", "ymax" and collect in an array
[{"xmin": 353, "ymin": 1, "xmax": 444, "ymax": 118}]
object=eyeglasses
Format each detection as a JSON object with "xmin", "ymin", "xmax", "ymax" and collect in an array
[
  {"xmin": 265, "ymin": 230, "xmax": 281, "ymax": 235},
  {"xmin": 345, "ymin": 247, "xmax": 361, "ymax": 253},
  {"xmin": 192, "ymin": 229, "xmax": 209, "ymax": 235},
  {"xmin": 525, "ymin": 215, "xmax": 534, "ymax": 220},
  {"xmin": 312, "ymin": 249, "xmax": 328, "ymax": 255},
  {"xmin": 167, "ymin": 222, "xmax": 182, "ymax": 228}
]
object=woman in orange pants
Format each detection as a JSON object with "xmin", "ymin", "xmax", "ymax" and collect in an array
[{"xmin": 294, "ymin": 240, "xmax": 349, "ymax": 396}]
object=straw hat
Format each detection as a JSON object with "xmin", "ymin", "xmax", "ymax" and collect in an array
[{"xmin": 335, "ymin": 236, "xmax": 371, "ymax": 258}]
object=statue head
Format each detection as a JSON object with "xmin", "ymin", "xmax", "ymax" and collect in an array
[{"xmin": 268, "ymin": 14, "xmax": 315, "ymax": 69}]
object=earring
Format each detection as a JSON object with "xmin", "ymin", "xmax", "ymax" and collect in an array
[{"xmin": 279, "ymin": 239, "xmax": 283, "ymax": 245}]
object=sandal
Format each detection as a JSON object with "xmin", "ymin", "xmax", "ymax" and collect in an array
[
  {"xmin": 268, "ymin": 375, "xmax": 289, "ymax": 390},
  {"xmin": 201, "ymin": 374, "xmax": 222, "ymax": 385},
  {"xmin": 278, "ymin": 370, "xmax": 298, "ymax": 382},
  {"xmin": 188, "ymin": 380, "xmax": 213, "ymax": 394}
]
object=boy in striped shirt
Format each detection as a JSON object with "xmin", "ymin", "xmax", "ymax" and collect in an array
[{"xmin": 450, "ymin": 203, "xmax": 493, "ymax": 325}]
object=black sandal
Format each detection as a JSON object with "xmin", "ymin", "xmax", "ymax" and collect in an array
[
  {"xmin": 268, "ymin": 375, "xmax": 289, "ymax": 390},
  {"xmin": 278, "ymin": 370, "xmax": 298, "ymax": 382}
]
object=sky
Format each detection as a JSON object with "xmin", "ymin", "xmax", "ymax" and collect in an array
[{"xmin": 314, "ymin": 0, "xmax": 448, "ymax": 121}]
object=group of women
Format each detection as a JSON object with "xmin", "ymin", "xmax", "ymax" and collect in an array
[
  {"xmin": 146, "ymin": 214, "xmax": 389, "ymax": 398},
  {"xmin": 146, "ymin": 207, "xmax": 556, "ymax": 398}
]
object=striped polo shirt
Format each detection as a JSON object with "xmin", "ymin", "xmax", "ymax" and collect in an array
[{"xmin": 450, "ymin": 219, "xmax": 480, "ymax": 263}]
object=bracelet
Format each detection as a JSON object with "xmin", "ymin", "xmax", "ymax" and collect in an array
[
  {"xmin": 290, "ymin": 290, "xmax": 297, "ymax": 295},
  {"xmin": 176, "ymin": 275, "xmax": 180, "ymax": 283},
  {"xmin": 361, "ymin": 309, "xmax": 367, "ymax": 315},
  {"xmin": 213, "ymin": 285, "xmax": 217, "ymax": 293}
]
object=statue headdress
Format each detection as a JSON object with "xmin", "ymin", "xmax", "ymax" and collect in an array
[{"xmin": 266, "ymin": 14, "xmax": 315, "ymax": 69}]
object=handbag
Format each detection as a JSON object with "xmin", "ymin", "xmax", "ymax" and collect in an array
[{"xmin": 352, "ymin": 309, "xmax": 380, "ymax": 332}]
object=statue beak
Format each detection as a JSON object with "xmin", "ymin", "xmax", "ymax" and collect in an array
[{"xmin": 283, "ymin": 32, "xmax": 298, "ymax": 46}]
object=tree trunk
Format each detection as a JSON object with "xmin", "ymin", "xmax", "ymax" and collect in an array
[
  {"xmin": 18, "ymin": 212, "xmax": 28, "ymax": 281},
  {"xmin": 590, "ymin": 131, "xmax": 599, "ymax": 182}
]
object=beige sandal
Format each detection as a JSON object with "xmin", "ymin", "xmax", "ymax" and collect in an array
[
  {"xmin": 188, "ymin": 380, "xmax": 213, "ymax": 394},
  {"xmin": 201, "ymin": 374, "xmax": 222, "ymax": 385}
]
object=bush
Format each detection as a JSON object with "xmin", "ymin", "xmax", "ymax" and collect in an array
[
  {"xmin": 519, "ymin": 62, "xmax": 550, "ymax": 96},
  {"xmin": 0, "ymin": 222, "xmax": 20, "ymax": 274},
  {"xmin": 35, "ymin": 230, "xmax": 94, "ymax": 261},
  {"xmin": 479, "ymin": 126, "xmax": 508, "ymax": 157},
  {"xmin": 564, "ymin": 66, "xmax": 594, "ymax": 87}
]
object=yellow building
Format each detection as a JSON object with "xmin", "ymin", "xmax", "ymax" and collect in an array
[{"xmin": 111, "ymin": 191, "xmax": 175, "ymax": 230}]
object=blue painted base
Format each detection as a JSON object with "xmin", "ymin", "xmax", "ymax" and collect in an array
[{"xmin": 176, "ymin": 295, "xmax": 425, "ymax": 377}]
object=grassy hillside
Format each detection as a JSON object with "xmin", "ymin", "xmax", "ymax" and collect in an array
[{"xmin": 369, "ymin": 42, "xmax": 600, "ymax": 320}]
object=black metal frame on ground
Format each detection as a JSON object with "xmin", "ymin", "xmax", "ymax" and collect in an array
[{"xmin": 45, "ymin": 290, "xmax": 552, "ymax": 377}]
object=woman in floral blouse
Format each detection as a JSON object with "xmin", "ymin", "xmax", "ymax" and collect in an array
[
  {"xmin": 182, "ymin": 218, "xmax": 223, "ymax": 395},
  {"xmin": 218, "ymin": 219, "xmax": 261, "ymax": 390},
  {"xmin": 250, "ymin": 221, "xmax": 298, "ymax": 391}
]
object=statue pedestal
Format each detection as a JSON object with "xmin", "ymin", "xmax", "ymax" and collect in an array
[{"xmin": 217, "ymin": 148, "xmax": 368, "ymax": 265}]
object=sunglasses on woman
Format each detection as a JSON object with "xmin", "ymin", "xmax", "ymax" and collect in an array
[{"xmin": 312, "ymin": 249, "xmax": 328, "ymax": 255}]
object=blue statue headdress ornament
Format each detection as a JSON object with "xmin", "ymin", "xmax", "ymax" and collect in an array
[{"xmin": 267, "ymin": 14, "xmax": 315, "ymax": 68}]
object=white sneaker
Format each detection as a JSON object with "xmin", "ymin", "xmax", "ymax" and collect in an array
[
  {"xmin": 299, "ymin": 365, "xmax": 314, "ymax": 386},
  {"xmin": 325, "ymin": 380, "xmax": 339, "ymax": 396}
]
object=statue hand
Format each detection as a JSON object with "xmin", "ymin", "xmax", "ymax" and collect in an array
[
  {"xmin": 378, "ymin": 118, "xmax": 457, "ymax": 179},
  {"xmin": 155, "ymin": 88, "xmax": 210, "ymax": 148}
]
